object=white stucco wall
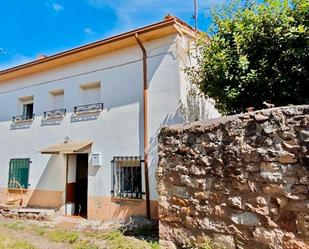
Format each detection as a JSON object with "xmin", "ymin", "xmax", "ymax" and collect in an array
[{"xmin": 0, "ymin": 33, "xmax": 218, "ymax": 209}]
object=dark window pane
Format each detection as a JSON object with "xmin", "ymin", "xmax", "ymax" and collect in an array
[
  {"xmin": 23, "ymin": 103, "xmax": 33, "ymax": 119},
  {"xmin": 112, "ymin": 157, "xmax": 142, "ymax": 199}
]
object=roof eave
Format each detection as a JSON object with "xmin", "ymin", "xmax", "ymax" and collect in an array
[{"xmin": 0, "ymin": 16, "xmax": 196, "ymax": 82}]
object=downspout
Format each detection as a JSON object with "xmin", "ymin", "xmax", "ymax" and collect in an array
[
  {"xmin": 65, "ymin": 155, "xmax": 69, "ymax": 215},
  {"xmin": 135, "ymin": 33, "xmax": 151, "ymax": 220}
]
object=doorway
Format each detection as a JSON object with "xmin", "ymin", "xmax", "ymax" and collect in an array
[
  {"xmin": 66, "ymin": 154, "xmax": 88, "ymax": 218},
  {"xmin": 75, "ymin": 154, "xmax": 88, "ymax": 218}
]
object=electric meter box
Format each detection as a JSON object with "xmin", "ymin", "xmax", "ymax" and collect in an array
[{"xmin": 91, "ymin": 153, "xmax": 102, "ymax": 166}]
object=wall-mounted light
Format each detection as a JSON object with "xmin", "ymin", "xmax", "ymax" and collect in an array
[{"xmin": 64, "ymin": 136, "xmax": 70, "ymax": 143}]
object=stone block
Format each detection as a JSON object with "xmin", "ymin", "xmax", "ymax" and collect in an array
[
  {"xmin": 279, "ymin": 153, "xmax": 297, "ymax": 164},
  {"xmin": 170, "ymin": 196, "xmax": 189, "ymax": 207},
  {"xmin": 213, "ymin": 233, "xmax": 236, "ymax": 249},
  {"xmin": 228, "ymin": 196, "xmax": 243, "ymax": 210},
  {"xmin": 260, "ymin": 171, "xmax": 283, "ymax": 183},
  {"xmin": 173, "ymin": 186, "xmax": 189, "ymax": 199},
  {"xmin": 260, "ymin": 162, "xmax": 279, "ymax": 172},
  {"xmin": 253, "ymin": 228, "xmax": 284, "ymax": 247},
  {"xmin": 231, "ymin": 212, "xmax": 260, "ymax": 226},
  {"xmin": 256, "ymin": 196, "xmax": 268, "ymax": 206},
  {"xmin": 199, "ymin": 217, "xmax": 229, "ymax": 233},
  {"xmin": 300, "ymin": 130, "xmax": 309, "ymax": 142}
]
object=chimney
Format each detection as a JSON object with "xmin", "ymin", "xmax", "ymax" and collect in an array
[{"xmin": 36, "ymin": 54, "xmax": 47, "ymax": 60}]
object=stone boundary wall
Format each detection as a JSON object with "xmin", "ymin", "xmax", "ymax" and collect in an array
[{"xmin": 158, "ymin": 105, "xmax": 309, "ymax": 249}]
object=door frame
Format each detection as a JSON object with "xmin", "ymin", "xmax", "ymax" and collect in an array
[{"xmin": 64, "ymin": 153, "xmax": 89, "ymax": 217}]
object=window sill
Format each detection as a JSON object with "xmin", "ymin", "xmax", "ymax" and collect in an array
[{"xmin": 112, "ymin": 197, "xmax": 143, "ymax": 203}]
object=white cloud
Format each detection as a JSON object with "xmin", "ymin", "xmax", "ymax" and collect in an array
[
  {"xmin": 87, "ymin": 0, "xmax": 224, "ymax": 36},
  {"xmin": 52, "ymin": 3, "xmax": 64, "ymax": 12},
  {"xmin": 84, "ymin": 28, "xmax": 96, "ymax": 36},
  {"xmin": 46, "ymin": 2, "xmax": 64, "ymax": 12},
  {"xmin": 0, "ymin": 53, "xmax": 34, "ymax": 70}
]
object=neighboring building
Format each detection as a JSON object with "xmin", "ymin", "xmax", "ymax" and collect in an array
[{"xmin": 0, "ymin": 16, "xmax": 219, "ymax": 220}]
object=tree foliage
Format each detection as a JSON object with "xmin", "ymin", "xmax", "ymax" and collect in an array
[{"xmin": 187, "ymin": 0, "xmax": 309, "ymax": 114}]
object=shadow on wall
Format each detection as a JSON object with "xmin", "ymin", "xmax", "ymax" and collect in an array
[
  {"xmin": 148, "ymin": 107, "xmax": 185, "ymax": 201},
  {"xmin": 104, "ymin": 44, "xmax": 168, "ymax": 112},
  {"xmin": 27, "ymin": 154, "xmax": 63, "ymax": 208},
  {"xmin": 183, "ymin": 84, "xmax": 220, "ymax": 123}
]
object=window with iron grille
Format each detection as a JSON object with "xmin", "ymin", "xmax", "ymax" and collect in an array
[
  {"xmin": 8, "ymin": 158, "xmax": 30, "ymax": 189},
  {"xmin": 112, "ymin": 156, "xmax": 142, "ymax": 199}
]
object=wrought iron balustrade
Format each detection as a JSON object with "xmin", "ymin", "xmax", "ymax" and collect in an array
[
  {"xmin": 73, "ymin": 103, "xmax": 104, "ymax": 115},
  {"xmin": 12, "ymin": 114, "xmax": 35, "ymax": 123},
  {"xmin": 43, "ymin": 109, "xmax": 66, "ymax": 119}
]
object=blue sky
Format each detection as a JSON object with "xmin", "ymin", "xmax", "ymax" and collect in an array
[{"xmin": 0, "ymin": 0, "xmax": 225, "ymax": 70}]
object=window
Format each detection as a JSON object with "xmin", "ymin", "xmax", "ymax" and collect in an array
[
  {"xmin": 8, "ymin": 158, "xmax": 30, "ymax": 189},
  {"xmin": 49, "ymin": 89, "xmax": 64, "ymax": 110},
  {"xmin": 112, "ymin": 157, "xmax": 142, "ymax": 199},
  {"xmin": 80, "ymin": 82, "xmax": 101, "ymax": 105},
  {"xmin": 23, "ymin": 103, "xmax": 34, "ymax": 119},
  {"xmin": 18, "ymin": 96, "xmax": 34, "ymax": 120}
]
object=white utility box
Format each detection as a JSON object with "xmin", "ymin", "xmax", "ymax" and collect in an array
[{"xmin": 91, "ymin": 153, "xmax": 102, "ymax": 166}]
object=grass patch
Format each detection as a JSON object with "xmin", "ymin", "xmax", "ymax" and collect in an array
[
  {"xmin": 30, "ymin": 224, "xmax": 49, "ymax": 236},
  {"xmin": 103, "ymin": 230, "xmax": 151, "ymax": 249},
  {"xmin": 73, "ymin": 240, "xmax": 99, "ymax": 249},
  {"xmin": 48, "ymin": 229, "xmax": 79, "ymax": 244},
  {"xmin": 0, "ymin": 234, "xmax": 36, "ymax": 249},
  {"xmin": 3, "ymin": 221, "xmax": 26, "ymax": 230}
]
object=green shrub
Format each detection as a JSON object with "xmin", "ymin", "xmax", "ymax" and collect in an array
[{"xmin": 187, "ymin": 0, "xmax": 309, "ymax": 114}]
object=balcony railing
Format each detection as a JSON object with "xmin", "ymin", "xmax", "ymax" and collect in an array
[
  {"xmin": 73, "ymin": 103, "xmax": 104, "ymax": 115},
  {"xmin": 43, "ymin": 109, "xmax": 66, "ymax": 119},
  {"xmin": 12, "ymin": 114, "xmax": 35, "ymax": 123}
]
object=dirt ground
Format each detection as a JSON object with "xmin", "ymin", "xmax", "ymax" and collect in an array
[{"xmin": 0, "ymin": 218, "xmax": 159, "ymax": 249}]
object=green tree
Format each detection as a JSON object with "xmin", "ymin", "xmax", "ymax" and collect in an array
[{"xmin": 187, "ymin": 0, "xmax": 309, "ymax": 114}]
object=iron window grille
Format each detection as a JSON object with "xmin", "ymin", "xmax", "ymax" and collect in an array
[
  {"xmin": 12, "ymin": 114, "xmax": 35, "ymax": 123},
  {"xmin": 73, "ymin": 103, "xmax": 103, "ymax": 115},
  {"xmin": 8, "ymin": 158, "xmax": 30, "ymax": 189},
  {"xmin": 43, "ymin": 109, "xmax": 66, "ymax": 119},
  {"xmin": 112, "ymin": 156, "xmax": 142, "ymax": 199}
]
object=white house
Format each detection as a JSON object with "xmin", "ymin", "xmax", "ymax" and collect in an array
[{"xmin": 0, "ymin": 16, "xmax": 219, "ymax": 220}]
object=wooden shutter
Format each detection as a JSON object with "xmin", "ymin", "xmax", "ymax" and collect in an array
[{"xmin": 8, "ymin": 158, "xmax": 30, "ymax": 189}]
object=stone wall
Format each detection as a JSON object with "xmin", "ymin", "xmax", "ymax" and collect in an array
[{"xmin": 158, "ymin": 105, "xmax": 309, "ymax": 249}]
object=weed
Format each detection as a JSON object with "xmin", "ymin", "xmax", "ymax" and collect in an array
[
  {"xmin": 48, "ymin": 229, "xmax": 79, "ymax": 244},
  {"xmin": 199, "ymin": 241, "xmax": 213, "ymax": 249},
  {"xmin": 7, "ymin": 240, "xmax": 36, "ymax": 249},
  {"xmin": 104, "ymin": 230, "xmax": 149, "ymax": 249},
  {"xmin": 149, "ymin": 241, "xmax": 160, "ymax": 249},
  {"xmin": 30, "ymin": 224, "xmax": 49, "ymax": 236},
  {"xmin": 0, "ymin": 234, "xmax": 36, "ymax": 249},
  {"xmin": 73, "ymin": 240, "xmax": 99, "ymax": 249},
  {"xmin": 5, "ymin": 221, "xmax": 25, "ymax": 230}
]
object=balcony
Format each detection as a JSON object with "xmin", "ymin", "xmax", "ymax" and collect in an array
[
  {"xmin": 43, "ymin": 109, "xmax": 66, "ymax": 119},
  {"xmin": 12, "ymin": 114, "xmax": 35, "ymax": 123},
  {"xmin": 71, "ymin": 103, "xmax": 103, "ymax": 122},
  {"xmin": 73, "ymin": 103, "xmax": 103, "ymax": 115}
]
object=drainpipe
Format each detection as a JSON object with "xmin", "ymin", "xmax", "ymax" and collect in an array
[{"xmin": 135, "ymin": 33, "xmax": 151, "ymax": 220}]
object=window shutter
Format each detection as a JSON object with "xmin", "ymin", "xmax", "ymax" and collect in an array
[{"xmin": 8, "ymin": 158, "xmax": 30, "ymax": 189}]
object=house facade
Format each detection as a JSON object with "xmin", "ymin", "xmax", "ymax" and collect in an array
[{"xmin": 0, "ymin": 16, "xmax": 219, "ymax": 220}]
